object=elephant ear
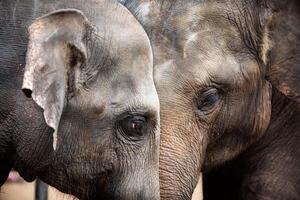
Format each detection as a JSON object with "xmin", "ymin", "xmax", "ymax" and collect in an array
[
  {"xmin": 22, "ymin": 9, "xmax": 91, "ymax": 149},
  {"xmin": 262, "ymin": 1, "xmax": 300, "ymax": 103}
]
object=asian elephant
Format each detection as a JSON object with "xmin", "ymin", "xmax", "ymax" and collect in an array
[
  {"xmin": 0, "ymin": 0, "xmax": 160, "ymax": 199},
  {"xmin": 120, "ymin": 0, "xmax": 300, "ymax": 199}
]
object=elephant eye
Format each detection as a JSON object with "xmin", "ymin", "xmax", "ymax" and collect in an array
[
  {"xmin": 120, "ymin": 115, "xmax": 148, "ymax": 140},
  {"xmin": 197, "ymin": 88, "xmax": 220, "ymax": 113}
]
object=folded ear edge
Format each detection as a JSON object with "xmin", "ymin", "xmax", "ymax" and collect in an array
[
  {"xmin": 259, "ymin": 5, "xmax": 300, "ymax": 104},
  {"xmin": 22, "ymin": 9, "xmax": 91, "ymax": 150}
]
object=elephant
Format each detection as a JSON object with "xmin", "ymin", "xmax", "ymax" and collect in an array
[
  {"xmin": 120, "ymin": 0, "xmax": 300, "ymax": 199},
  {"xmin": 0, "ymin": 0, "xmax": 160, "ymax": 199}
]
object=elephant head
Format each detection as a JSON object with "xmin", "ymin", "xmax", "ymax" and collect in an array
[
  {"xmin": 13, "ymin": 1, "xmax": 159, "ymax": 199},
  {"xmin": 120, "ymin": 0, "xmax": 300, "ymax": 199}
]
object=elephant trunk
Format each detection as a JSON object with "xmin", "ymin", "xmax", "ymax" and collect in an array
[{"xmin": 159, "ymin": 133, "xmax": 205, "ymax": 200}]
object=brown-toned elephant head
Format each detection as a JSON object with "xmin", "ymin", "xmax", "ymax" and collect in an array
[{"xmin": 121, "ymin": 0, "xmax": 300, "ymax": 199}]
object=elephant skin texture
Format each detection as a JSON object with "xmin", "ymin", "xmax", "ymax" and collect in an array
[
  {"xmin": 0, "ymin": 0, "xmax": 160, "ymax": 199},
  {"xmin": 120, "ymin": 0, "xmax": 300, "ymax": 199}
]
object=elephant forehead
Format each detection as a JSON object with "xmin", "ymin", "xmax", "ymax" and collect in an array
[
  {"xmin": 77, "ymin": 57, "xmax": 157, "ymax": 116},
  {"xmin": 153, "ymin": 25, "xmax": 255, "ymax": 91},
  {"xmin": 94, "ymin": 20, "xmax": 151, "ymax": 60},
  {"xmin": 190, "ymin": 51, "xmax": 242, "ymax": 83},
  {"xmin": 154, "ymin": 50, "xmax": 242, "ymax": 90}
]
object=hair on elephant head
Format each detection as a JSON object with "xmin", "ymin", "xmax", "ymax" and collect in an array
[
  {"xmin": 0, "ymin": 0, "xmax": 160, "ymax": 199},
  {"xmin": 121, "ymin": 0, "xmax": 300, "ymax": 199}
]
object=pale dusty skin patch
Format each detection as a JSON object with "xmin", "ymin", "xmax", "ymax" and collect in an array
[
  {"xmin": 260, "ymin": 16, "xmax": 273, "ymax": 65},
  {"xmin": 183, "ymin": 32, "xmax": 199, "ymax": 58},
  {"xmin": 137, "ymin": 2, "xmax": 151, "ymax": 24},
  {"xmin": 192, "ymin": 174, "xmax": 203, "ymax": 200},
  {"xmin": 153, "ymin": 59, "xmax": 175, "ymax": 83}
]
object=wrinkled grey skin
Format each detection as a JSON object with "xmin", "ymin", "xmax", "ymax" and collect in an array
[
  {"xmin": 0, "ymin": 0, "xmax": 160, "ymax": 199},
  {"xmin": 120, "ymin": 0, "xmax": 300, "ymax": 199}
]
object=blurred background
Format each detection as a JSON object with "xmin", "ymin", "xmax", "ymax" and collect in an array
[
  {"xmin": 1, "ymin": 171, "xmax": 203, "ymax": 200},
  {"xmin": 0, "ymin": 171, "xmax": 76, "ymax": 200}
]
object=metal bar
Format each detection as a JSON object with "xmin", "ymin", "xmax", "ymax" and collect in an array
[{"xmin": 35, "ymin": 179, "xmax": 48, "ymax": 200}]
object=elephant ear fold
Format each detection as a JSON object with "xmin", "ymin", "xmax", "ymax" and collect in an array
[
  {"xmin": 263, "ymin": 2, "xmax": 300, "ymax": 103},
  {"xmin": 22, "ymin": 9, "xmax": 90, "ymax": 149}
]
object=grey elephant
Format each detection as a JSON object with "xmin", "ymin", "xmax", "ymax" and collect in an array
[
  {"xmin": 0, "ymin": 0, "xmax": 160, "ymax": 199},
  {"xmin": 121, "ymin": 0, "xmax": 300, "ymax": 199}
]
